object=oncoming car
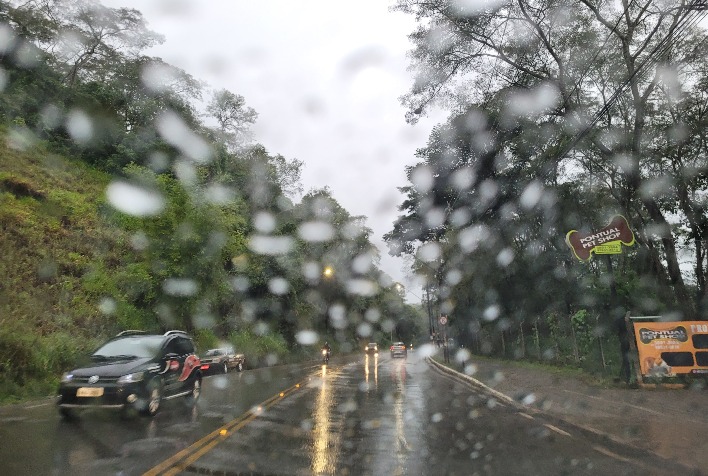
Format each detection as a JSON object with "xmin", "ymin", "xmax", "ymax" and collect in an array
[
  {"xmin": 365, "ymin": 343, "xmax": 378, "ymax": 355},
  {"xmin": 57, "ymin": 330, "xmax": 202, "ymax": 419},
  {"xmin": 200, "ymin": 347, "xmax": 246, "ymax": 374},
  {"xmin": 390, "ymin": 342, "xmax": 407, "ymax": 358}
]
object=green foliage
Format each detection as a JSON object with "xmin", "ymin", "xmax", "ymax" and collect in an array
[
  {"xmin": 229, "ymin": 330, "xmax": 289, "ymax": 366},
  {"xmin": 192, "ymin": 328, "xmax": 220, "ymax": 353},
  {"xmin": 0, "ymin": 0, "xmax": 408, "ymax": 404},
  {"xmin": 571, "ymin": 310, "xmax": 595, "ymax": 360},
  {"xmin": 0, "ymin": 321, "xmax": 98, "ymax": 403}
]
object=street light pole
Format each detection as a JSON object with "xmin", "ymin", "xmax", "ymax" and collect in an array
[{"xmin": 322, "ymin": 266, "xmax": 334, "ymax": 333}]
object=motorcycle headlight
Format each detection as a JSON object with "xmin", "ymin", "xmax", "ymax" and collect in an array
[
  {"xmin": 117, "ymin": 371, "xmax": 145, "ymax": 384},
  {"xmin": 60, "ymin": 372, "xmax": 74, "ymax": 383},
  {"xmin": 322, "ymin": 349, "xmax": 327, "ymax": 355}
]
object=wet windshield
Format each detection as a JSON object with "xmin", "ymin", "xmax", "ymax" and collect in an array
[
  {"xmin": 1, "ymin": 0, "xmax": 707, "ymax": 474},
  {"xmin": 93, "ymin": 336, "xmax": 163, "ymax": 359}
]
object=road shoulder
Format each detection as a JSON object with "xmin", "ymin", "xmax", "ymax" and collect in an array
[{"xmin": 427, "ymin": 354, "xmax": 705, "ymax": 474}]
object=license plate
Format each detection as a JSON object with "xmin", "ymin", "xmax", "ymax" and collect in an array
[{"xmin": 76, "ymin": 387, "xmax": 104, "ymax": 397}]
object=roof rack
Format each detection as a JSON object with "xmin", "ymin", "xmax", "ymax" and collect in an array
[
  {"xmin": 116, "ymin": 330, "xmax": 148, "ymax": 337},
  {"xmin": 163, "ymin": 330, "xmax": 189, "ymax": 337}
]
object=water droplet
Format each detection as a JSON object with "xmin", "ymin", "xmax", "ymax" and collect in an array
[{"xmin": 106, "ymin": 181, "xmax": 165, "ymax": 217}]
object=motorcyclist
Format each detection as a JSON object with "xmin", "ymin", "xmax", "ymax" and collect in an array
[{"xmin": 322, "ymin": 341, "xmax": 331, "ymax": 361}]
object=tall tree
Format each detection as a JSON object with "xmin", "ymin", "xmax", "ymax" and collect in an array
[
  {"xmin": 16, "ymin": 0, "xmax": 164, "ymax": 85},
  {"xmin": 206, "ymin": 89, "xmax": 257, "ymax": 151},
  {"xmin": 393, "ymin": 0, "xmax": 708, "ymax": 318}
]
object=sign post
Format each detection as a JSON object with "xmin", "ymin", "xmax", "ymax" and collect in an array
[{"xmin": 439, "ymin": 316, "xmax": 449, "ymax": 363}]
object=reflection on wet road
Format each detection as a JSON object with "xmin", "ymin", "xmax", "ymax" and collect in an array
[
  {"xmin": 311, "ymin": 365, "xmax": 340, "ymax": 474},
  {"xmin": 172, "ymin": 351, "xmax": 661, "ymax": 475},
  {"xmin": 0, "ymin": 351, "xmax": 684, "ymax": 475}
]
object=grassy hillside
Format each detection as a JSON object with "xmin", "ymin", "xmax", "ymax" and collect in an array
[
  {"xmin": 0, "ymin": 132, "xmax": 297, "ymax": 403},
  {"xmin": 0, "ymin": 130, "xmax": 126, "ymax": 402}
]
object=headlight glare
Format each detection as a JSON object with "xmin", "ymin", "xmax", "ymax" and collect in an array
[
  {"xmin": 61, "ymin": 372, "xmax": 74, "ymax": 383},
  {"xmin": 117, "ymin": 371, "xmax": 145, "ymax": 384}
]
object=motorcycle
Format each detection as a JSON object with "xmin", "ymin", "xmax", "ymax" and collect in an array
[{"xmin": 321, "ymin": 348, "xmax": 330, "ymax": 364}]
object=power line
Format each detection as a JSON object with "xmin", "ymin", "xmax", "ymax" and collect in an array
[{"xmin": 557, "ymin": 1, "xmax": 708, "ymax": 159}]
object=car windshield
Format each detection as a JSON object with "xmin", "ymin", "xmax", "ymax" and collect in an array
[
  {"xmin": 2, "ymin": 0, "xmax": 707, "ymax": 475},
  {"xmin": 93, "ymin": 336, "xmax": 164, "ymax": 359}
]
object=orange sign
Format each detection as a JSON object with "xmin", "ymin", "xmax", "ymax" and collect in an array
[{"xmin": 633, "ymin": 321, "xmax": 708, "ymax": 378}]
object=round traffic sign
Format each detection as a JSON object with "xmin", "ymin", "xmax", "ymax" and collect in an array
[{"xmin": 439, "ymin": 316, "xmax": 447, "ymax": 325}]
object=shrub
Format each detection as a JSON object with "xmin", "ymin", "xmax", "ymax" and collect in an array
[
  {"xmin": 229, "ymin": 329, "xmax": 288, "ymax": 367},
  {"xmin": 193, "ymin": 328, "xmax": 219, "ymax": 353}
]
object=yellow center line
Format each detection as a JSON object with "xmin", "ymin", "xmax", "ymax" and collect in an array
[{"xmin": 143, "ymin": 379, "xmax": 306, "ymax": 476}]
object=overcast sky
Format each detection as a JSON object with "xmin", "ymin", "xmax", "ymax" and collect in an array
[{"xmin": 101, "ymin": 0, "xmax": 445, "ymax": 298}]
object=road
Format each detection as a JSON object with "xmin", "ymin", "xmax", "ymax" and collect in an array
[{"xmin": 0, "ymin": 351, "xmax": 688, "ymax": 475}]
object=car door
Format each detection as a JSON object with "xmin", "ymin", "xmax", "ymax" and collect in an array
[
  {"xmin": 161, "ymin": 338, "xmax": 183, "ymax": 395},
  {"xmin": 174, "ymin": 337, "xmax": 199, "ymax": 390}
]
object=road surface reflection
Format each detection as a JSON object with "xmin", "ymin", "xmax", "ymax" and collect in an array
[
  {"xmin": 311, "ymin": 364, "xmax": 341, "ymax": 474},
  {"xmin": 364, "ymin": 353, "xmax": 378, "ymax": 389},
  {"xmin": 393, "ymin": 360, "xmax": 409, "ymax": 474}
]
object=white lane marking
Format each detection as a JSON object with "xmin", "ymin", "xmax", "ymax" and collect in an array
[
  {"xmin": 544, "ymin": 423, "xmax": 571, "ymax": 437},
  {"xmin": 430, "ymin": 360, "xmax": 516, "ymax": 406},
  {"xmin": 561, "ymin": 389, "xmax": 663, "ymax": 416},
  {"xmin": 25, "ymin": 403, "xmax": 51, "ymax": 409},
  {"xmin": 436, "ymin": 371, "xmax": 509, "ymax": 407},
  {"xmin": 518, "ymin": 412, "xmax": 535, "ymax": 420},
  {"xmin": 593, "ymin": 445, "xmax": 668, "ymax": 472},
  {"xmin": 593, "ymin": 445, "xmax": 635, "ymax": 464}
]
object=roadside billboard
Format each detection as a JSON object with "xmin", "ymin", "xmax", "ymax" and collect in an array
[
  {"xmin": 633, "ymin": 321, "xmax": 708, "ymax": 378},
  {"xmin": 566, "ymin": 215, "xmax": 635, "ymax": 261}
]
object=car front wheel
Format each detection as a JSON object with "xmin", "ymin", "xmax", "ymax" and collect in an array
[{"xmin": 142, "ymin": 378, "xmax": 162, "ymax": 417}]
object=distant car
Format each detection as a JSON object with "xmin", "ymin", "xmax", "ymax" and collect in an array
[
  {"xmin": 390, "ymin": 342, "xmax": 407, "ymax": 358},
  {"xmin": 200, "ymin": 347, "xmax": 245, "ymax": 374},
  {"xmin": 365, "ymin": 343, "xmax": 378, "ymax": 355},
  {"xmin": 57, "ymin": 330, "xmax": 201, "ymax": 419}
]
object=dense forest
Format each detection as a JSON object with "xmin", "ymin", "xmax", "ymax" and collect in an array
[
  {"xmin": 385, "ymin": 0, "xmax": 708, "ymax": 371},
  {"xmin": 0, "ymin": 0, "xmax": 421, "ymax": 401}
]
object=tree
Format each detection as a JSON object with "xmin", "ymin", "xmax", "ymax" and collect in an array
[
  {"xmin": 16, "ymin": 0, "xmax": 164, "ymax": 85},
  {"xmin": 206, "ymin": 89, "xmax": 257, "ymax": 151},
  {"xmin": 393, "ymin": 0, "xmax": 708, "ymax": 319}
]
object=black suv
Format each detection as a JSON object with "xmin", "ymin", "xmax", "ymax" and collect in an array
[{"xmin": 57, "ymin": 330, "xmax": 202, "ymax": 418}]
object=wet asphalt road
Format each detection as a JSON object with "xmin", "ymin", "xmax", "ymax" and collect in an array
[{"xmin": 0, "ymin": 351, "xmax": 679, "ymax": 475}]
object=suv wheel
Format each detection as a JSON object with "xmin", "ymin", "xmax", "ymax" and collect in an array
[
  {"xmin": 142, "ymin": 378, "xmax": 162, "ymax": 417},
  {"xmin": 59, "ymin": 407, "xmax": 76, "ymax": 420},
  {"xmin": 186, "ymin": 377, "xmax": 201, "ymax": 407}
]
